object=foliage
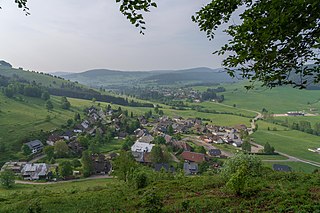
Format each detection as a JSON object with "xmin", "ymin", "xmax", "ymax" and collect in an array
[
  {"xmin": 195, "ymin": 146, "xmax": 206, "ymax": 154},
  {"xmin": 115, "ymin": 0, "xmax": 157, "ymax": 34},
  {"xmin": 241, "ymin": 139, "xmax": 251, "ymax": 153},
  {"xmin": 141, "ymin": 189, "xmax": 163, "ymax": 213},
  {"xmin": 81, "ymin": 150, "xmax": 93, "ymax": 177},
  {"xmin": 21, "ymin": 144, "xmax": 31, "ymax": 156},
  {"xmin": 113, "ymin": 151, "xmax": 137, "ymax": 182},
  {"xmin": 43, "ymin": 145, "xmax": 54, "ymax": 160},
  {"xmin": 0, "ymin": 169, "xmax": 15, "ymax": 189},
  {"xmin": 59, "ymin": 161, "xmax": 73, "ymax": 178},
  {"xmin": 192, "ymin": 0, "xmax": 320, "ymax": 88},
  {"xmin": 263, "ymin": 142, "xmax": 275, "ymax": 154},
  {"xmin": 221, "ymin": 152, "xmax": 262, "ymax": 179},
  {"xmin": 60, "ymin": 96, "xmax": 71, "ymax": 110},
  {"xmin": 150, "ymin": 145, "xmax": 166, "ymax": 164},
  {"xmin": 153, "ymin": 136, "xmax": 166, "ymax": 145},
  {"xmin": 54, "ymin": 140, "xmax": 69, "ymax": 158},
  {"xmin": 45, "ymin": 100, "xmax": 53, "ymax": 111},
  {"xmin": 121, "ymin": 136, "xmax": 135, "ymax": 151}
]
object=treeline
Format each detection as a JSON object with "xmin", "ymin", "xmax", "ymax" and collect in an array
[
  {"xmin": 201, "ymin": 88, "xmax": 225, "ymax": 102},
  {"xmin": 0, "ymin": 75, "xmax": 50, "ymax": 100},
  {"xmin": 270, "ymin": 118, "xmax": 320, "ymax": 136},
  {"xmin": 48, "ymin": 88, "xmax": 153, "ymax": 107}
]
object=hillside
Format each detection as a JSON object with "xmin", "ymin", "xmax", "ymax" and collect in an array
[
  {"xmin": 0, "ymin": 172, "xmax": 319, "ymax": 212},
  {"xmin": 58, "ymin": 67, "xmax": 237, "ymax": 88}
]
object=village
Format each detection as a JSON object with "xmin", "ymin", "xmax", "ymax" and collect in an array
[{"xmin": 1, "ymin": 104, "xmax": 258, "ymax": 182}]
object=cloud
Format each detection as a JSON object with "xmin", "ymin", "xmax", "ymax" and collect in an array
[{"xmin": 0, "ymin": 0, "xmax": 229, "ymax": 72}]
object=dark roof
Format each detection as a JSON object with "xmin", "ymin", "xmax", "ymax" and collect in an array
[
  {"xmin": 209, "ymin": 149, "xmax": 222, "ymax": 156},
  {"xmin": 154, "ymin": 163, "xmax": 175, "ymax": 173},
  {"xmin": 26, "ymin": 140, "xmax": 43, "ymax": 149},
  {"xmin": 272, "ymin": 164, "xmax": 292, "ymax": 172},
  {"xmin": 180, "ymin": 151, "xmax": 206, "ymax": 163}
]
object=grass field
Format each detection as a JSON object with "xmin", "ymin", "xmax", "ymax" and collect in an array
[
  {"xmin": 0, "ymin": 95, "xmax": 82, "ymax": 164},
  {"xmin": 271, "ymin": 116, "xmax": 320, "ymax": 127},
  {"xmin": 252, "ymin": 121, "xmax": 320, "ymax": 163},
  {"xmin": 263, "ymin": 161, "xmax": 319, "ymax": 174},
  {"xmin": 202, "ymin": 82, "xmax": 320, "ymax": 114}
]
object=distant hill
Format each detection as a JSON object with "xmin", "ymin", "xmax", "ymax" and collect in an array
[
  {"xmin": 60, "ymin": 67, "xmax": 238, "ymax": 88},
  {"xmin": 142, "ymin": 67, "xmax": 237, "ymax": 85}
]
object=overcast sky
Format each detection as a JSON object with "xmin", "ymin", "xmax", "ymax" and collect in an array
[{"xmin": 0, "ymin": 0, "xmax": 230, "ymax": 72}]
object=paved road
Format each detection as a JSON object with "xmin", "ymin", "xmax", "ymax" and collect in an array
[
  {"xmin": 16, "ymin": 175, "xmax": 114, "ymax": 185},
  {"xmin": 250, "ymin": 141, "xmax": 320, "ymax": 167}
]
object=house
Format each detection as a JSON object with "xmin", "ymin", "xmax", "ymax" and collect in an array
[
  {"xmin": 208, "ymin": 149, "xmax": 222, "ymax": 157},
  {"xmin": 131, "ymin": 152, "xmax": 152, "ymax": 163},
  {"xmin": 171, "ymin": 141, "xmax": 192, "ymax": 151},
  {"xmin": 131, "ymin": 141, "xmax": 155, "ymax": 153},
  {"xmin": 154, "ymin": 163, "xmax": 175, "ymax": 173},
  {"xmin": 46, "ymin": 134, "xmax": 61, "ymax": 146},
  {"xmin": 91, "ymin": 154, "xmax": 112, "ymax": 175},
  {"xmin": 21, "ymin": 163, "xmax": 49, "ymax": 180},
  {"xmin": 68, "ymin": 141, "xmax": 83, "ymax": 155},
  {"xmin": 180, "ymin": 151, "xmax": 206, "ymax": 163},
  {"xmin": 232, "ymin": 141, "xmax": 242, "ymax": 147},
  {"xmin": 81, "ymin": 120, "xmax": 90, "ymax": 129},
  {"xmin": 212, "ymin": 135, "xmax": 224, "ymax": 144},
  {"xmin": 25, "ymin": 140, "xmax": 44, "ymax": 154},
  {"xmin": 1, "ymin": 161, "xmax": 27, "ymax": 174},
  {"xmin": 183, "ymin": 162, "xmax": 198, "ymax": 175},
  {"xmin": 273, "ymin": 164, "xmax": 292, "ymax": 172},
  {"xmin": 61, "ymin": 130, "xmax": 74, "ymax": 141},
  {"xmin": 134, "ymin": 128, "xmax": 149, "ymax": 138},
  {"xmin": 137, "ymin": 135, "xmax": 154, "ymax": 144}
]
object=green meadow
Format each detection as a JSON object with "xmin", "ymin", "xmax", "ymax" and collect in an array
[
  {"xmin": 194, "ymin": 82, "xmax": 320, "ymax": 114},
  {"xmin": 252, "ymin": 121, "xmax": 320, "ymax": 163}
]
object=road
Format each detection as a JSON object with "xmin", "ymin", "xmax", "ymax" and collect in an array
[
  {"xmin": 28, "ymin": 154, "xmax": 47, "ymax": 163},
  {"xmin": 181, "ymin": 136, "xmax": 233, "ymax": 157},
  {"xmin": 250, "ymin": 141, "xmax": 320, "ymax": 167},
  {"xmin": 16, "ymin": 175, "xmax": 114, "ymax": 185}
]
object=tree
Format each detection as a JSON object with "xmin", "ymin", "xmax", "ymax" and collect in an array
[
  {"xmin": 81, "ymin": 150, "xmax": 93, "ymax": 177},
  {"xmin": 21, "ymin": 144, "xmax": 31, "ymax": 156},
  {"xmin": 263, "ymin": 142, "xmax": 275, "ymax": 154},
  {"xmin": 58, "ymin": 161, "xmax": 73, "ymax": 178},
  {"xmin": 45, "ymin": 100, "xmax": 53, "ymax": 111},
  {"xmin": 41, "ymin": 91, "xmax": 50, "ymax": 100},
  {"xmin": 167, "ymin": 125, "xmax": 174, "ymax": 135},
  {"xmin": 195, "ymin": 146, "xmax": 206, "ymax": 154},
  {"xmin": 60, "ymin": 96, "xmax": 71, "ymax": 110},
  {"xmin": 0, "ymin": 170, "xmax": 15, "ymax": 189},
  {"xmin": 54, "ymin": 140, "xmax": 69, "ymax": 158},
  {"xmin": 192, "ymin": 0, "xmax": 320, "ymax": 89},
  {"xmin": 113, "ymin": 151, "xmax": 137, "ymax": 182},
  {"xmin": 222, "ymin": 152, "xmax": 262, "ymax": 195},
  {"xmin": 153, "ymin": 136, "xmax": 166, "ymax": 145},
  {"xmin": 43, "ymin": 145, "xmax": 54, "ymax": 160},
  {"xmin": 241, "ymin": 139, "xmax": 251, "ymax": 153},
  {"xmin": 150, "ymin": 145, "xmax": 166, "ymax": 163},
  {"xmin": 74, "ymin": 113, "xmax": 81, "ymax": 121}
]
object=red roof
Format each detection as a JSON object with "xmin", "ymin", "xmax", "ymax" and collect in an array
[{"xmin": 180, "ymin": 151, "xmax": 206, "ymax": 163}]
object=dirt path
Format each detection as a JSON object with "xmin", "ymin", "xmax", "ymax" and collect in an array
[{"xmin": 16, "ymin": 175, "xmax": 114, "ymax": 185}]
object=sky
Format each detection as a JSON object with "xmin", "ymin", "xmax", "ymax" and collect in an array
[{"xmin": 0, "ymin": 0, "xmax": 230, "ymax": 73}]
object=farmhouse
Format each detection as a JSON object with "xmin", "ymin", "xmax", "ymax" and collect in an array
[
  {"xmin": 183, "ymin": 162, "xmax": 199, "ymax": 175},
  {"xmin": 25, "ymin": 140, "xmax": 44, "ymax": 154},
  {"xmin": 21, "ymin": 163, "xmax": 49, "ymax": 180},
  {"xmin": 180, "ymin": 151, "xmax": 206, "ymax": 163},
  {"xmin": 1, "ymin": 161, "xmax": 27, "ymax": 174}
]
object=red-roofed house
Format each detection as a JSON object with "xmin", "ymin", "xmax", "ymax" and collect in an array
[{"xmin": 180, "ymin": 151, "xmax": 206, "ymax": 163}]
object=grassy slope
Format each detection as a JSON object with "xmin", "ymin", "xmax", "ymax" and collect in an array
[
  {"xmin": 0, "ymin": 94, "xmax": 82, "ymax": 164},
  {"xmin": 0, "ymin": 67, "xmax": 70, "ymax": 88},
  {"xmin": 252, "ymin": 121, "xmax": 320, "ymax": 163},
  {"xmin": 0, "ymin": 173, "xmax": 319, "ymax": 212},
  {"xmin": 218, "ymin": 82, "xmax": 320, "ymax": 113}
]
